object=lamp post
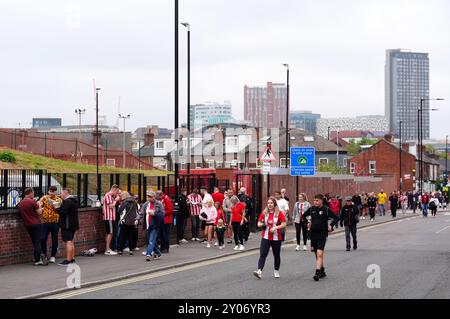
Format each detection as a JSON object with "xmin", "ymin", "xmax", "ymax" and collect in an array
[
  {"xmin": 95, "ymin": 87, "xmax": 101, "ymax": 202},
  {"xmin": 327, "ymin": 126, "xmax": 330, "ymax": 140},
  {"xmin": 446, "ymin": 135, "xmax": 448, "ymax": 185},
  {"xmin": 174, "ymin": 0, "xmax": 180, "ymax": 197},
  {"xmin": 75, "ymin": 108, "xmax": 86, "ymax": 131},
  {"xmin": 118, "ymin": 114, "xmax": 131, "ymax": 168},
  {"xmin": 336, "ymin": 126, "xmax": 340, "ymax": 171},
  {"xmin": 399, "ymin": 120, "xmax": 402, "ymax": 191},
  {"xmin": 282, "ymin": 63, "xmax": 289, "ymax": 168},
  {"xmin": 418, "ymin": 97, "xmax": 444, "ymax": 194},
  {"xmin": 181, "ymin": 21, "xmax": 190, "ymax": 192}
]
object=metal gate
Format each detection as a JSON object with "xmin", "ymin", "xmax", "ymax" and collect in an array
[{"xmin": 235, "ymin": 172, "xmax": 263, "ymax": 232}]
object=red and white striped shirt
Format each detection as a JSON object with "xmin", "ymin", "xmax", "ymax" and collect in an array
[
  {"xmin": 103, "ymin": 192, "xmax": 116, "ymax": 221},
  {"xmin": 187, "ymin": 194, "xmax": 202, "ymax": 216},
  {"xmin": 259, "ymin": 211, "xmax": 286, "ymax": 241}
]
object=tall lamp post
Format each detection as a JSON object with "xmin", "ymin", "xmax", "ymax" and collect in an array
[
  {"xmin": 282, "ymin": 64, "xmax": 290, "ymax": 168},
  {"xmin": 118, "ymin": 114, "xmax": 131, "ymax": 168},
  {"xmin": 174, "ymin": 0, "xmax": 180, "ymax": 197},
  {"xmin": 418, "ymin": 97, "xmax": 444, "ymax": 194},
  {"xmin": 399, "ymin": 120, "xmax": 403, "ymax": 191},
  {"xmin": 446, "ymin": 135, "xmax": 448, "ymax": 185},
  {"xmin": 75, "ymin": 108, "xmax": 86, "ymax": 130},
  {"xmin": 181, "ymin": 21, "xmax": 191, "ymax": 192},
  {"xmin": 95, "ymin": 88, "xmax": 101, "ymax": 202}
]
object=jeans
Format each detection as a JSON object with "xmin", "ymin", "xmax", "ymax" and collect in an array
[
  {"xmin": 379, "ymin": 204, "xmax": 386, "ymax": 216},
  {"xmin": 112, "ymin": 220, "xmax": 120, "ymax": 251},
  {"xmin": 146, "ymin": 228, "xmax": 161, "ymax": 257},
  {"xmin": 345, "ymin": 225, "xmax": 357, "ymax": 249},
  {"xmin": 295, "ymin": 222, "xmax": 308, "ymax": 245},
  {"xmin": 27, "ymin": 224, "xmax": 43, "ymax": 263},
  {"xmin": 232, "ymin": 222, "xmax": 244, "ymax": 246},
  {"xmin": 41, "ymin": 223, "xmax": 59, "ymax": 257},
  {"xmin": 258, "ymin": 238, "xmax": 282, "ymax": 271},
  {"xmin": 191, "ymin": 215, "xmax": 200, "ymax": 239},
  {"xmin": 422, "ymin": 204, "xmax": 428, "ymax": 216},
  {"xmin": 160, "ymin": 224, "xmax": 171, "ymax": 252}
]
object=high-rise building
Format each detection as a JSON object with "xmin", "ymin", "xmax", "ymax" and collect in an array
[
  {"xmin": 316, "ymin": 115, "xmax": 389, "ymax": 139},
  {"xmin": 385, "ymin": 49, "xmax": 430, "ymax": 141},
  {"xmin": 189, "ymin": 101, "xmax": 233, "ymax": 128},
  {"xmin": 289, "ymin": 111, "xmax": 321, "ymax": 134},
  {"xmin": 244, "ymin": 82, "xmax": 287, "ymax": 128}
]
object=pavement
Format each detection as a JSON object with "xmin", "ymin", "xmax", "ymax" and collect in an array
[{"xmin": 0, "ymin": 209, "xmax": 442, "ymax": 299}]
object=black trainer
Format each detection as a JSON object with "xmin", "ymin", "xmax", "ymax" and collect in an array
[
  {"xmin": 319, "ymin": 267, "xmax": 327, "ymax": 278},
  {"xmin": 346, "ymin": 247, "xmax": 351, "ymax": 251},
  {"xmin": 58, "ymin": 259, "xmax": 71, "ymax": 266},
  {"xmin": 313, "ymin": 269, "xmax": 321, "ymax": 281}
]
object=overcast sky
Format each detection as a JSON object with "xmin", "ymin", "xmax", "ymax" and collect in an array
[{"xmin": 1, "ymin": 0, "xmax": 449, "ymax": 139}]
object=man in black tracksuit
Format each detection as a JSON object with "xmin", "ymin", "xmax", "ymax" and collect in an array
[
  {"xmin": 302, "ymin": 194, "xmax": 339, "ymax": 281},
  {"xmin": 340, "ymin": 196, "xmax": 359, "ymax": 251}
]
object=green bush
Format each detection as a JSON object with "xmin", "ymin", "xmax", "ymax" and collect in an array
[{"xmin": 0, "ymin": 151, "xmax": 16, "ymax": 163}]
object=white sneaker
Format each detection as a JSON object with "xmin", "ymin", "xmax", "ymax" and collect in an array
[
  {"xmin": 105, "ymin": 250, "xmax": 117, "ymax": 256},
  {"xmin": 295, "ymin": 245, "xmax": 300, "ymax": 251},
  {"xmin": 123, "ymin": 247, "xmax": 130, "ymax": 252},
  {"xmin": 303, "ymin": 245, "xmax": 307, "ymax": 251},
  {"xmin": 370, "ymin": 218, "xmax": 374, "ymax": 222},
  {"xmin": 239, "ymin": 245, "xmax": 245, "ymax": 251},
  {"xmin": 191, "ymin": 238, "xmax": 196, "ymax": 241},
  {"xmin": 142, "ymin": 251, "xmax": 147, "ymax": 255},
  {"xmin": 274, "ymin": 270, "xmax": 280, "ymax": 278},
  {"xmin": 181, "ymin": 239, "xmax": 188, "ymax": 243},
  {"xmin": 362, "ymin": 216, "xmax": 366, "ymax": 220},
  {"xmin": 195, "ymin": 238, "xmax": 201, "ymax": 241},
  {"xmin": 214, "ymin": 242, "xmax": 219, "ymax": 246},
  {"xmin": 133, "ymin": 247, "xmax": 140, "ymax": 251},
  {"xmin": 253, "ymin": 269, "xmax": 262, "ymax": 279},
  {"xmin": 49, "ymin": 257, "xmax": 56, "ymax": 263},
  {"xmin": 219, "ymin": 246, "xmax": 223, "ymax": 250},
  {"xmin": 206, "ymin": 243, "xmax": 211, "ymax": 248},
  {"xmin": 234, "ymin": 245, "xmax": 239, "ymax": 251}
]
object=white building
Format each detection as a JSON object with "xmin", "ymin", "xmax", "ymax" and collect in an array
[
  {"xmin": 189, "ymin": 101, "xmax": 233, "ymax": 128},
  {"xmin": 316, "ymin": 115, "xmax": 389, "ymax": 139}
]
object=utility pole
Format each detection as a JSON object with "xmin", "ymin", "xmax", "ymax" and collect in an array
[{"xmin": 118, "ymin": 114, "xmax": 131, "ymax": 169}]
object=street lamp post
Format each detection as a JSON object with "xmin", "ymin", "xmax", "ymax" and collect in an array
[
  {"xmin": 446, "ymin": 135, "xmax": 448, "ymax": 185},
  {"xmin": 399, "ymin": 120, "xmax": 402, "ymax": 191},
  {"xmin": 75, "ymin": 108, "xmax": 85, "ymax": 161},
  {"xmin": 118, "ymin": 114, "xmax": 131, "ymax": 169},
  {"xmin": 418, "ymin": 97, "xmax": 444, "ymax": 194},
  {"xmin": 282, "ymin": 63, "xmax": 289, "ymax": 168},
  {"xmin": 336, "ymin": 127, "xmax": 340, "ymax": 171},
  {"xmin": 181, "ymin": 22, "xmax": 190, "ymax": 192},
  {"xmin": 327, "ymin": 126, "xmax": 330, "ymax": 141},
  {"xmin": 95, "ymin": 88, "xmax": 101, "ymax": 202},
  {"xmin": 174, "ymin": 0, "xmax": 180, "ymax": 197}
]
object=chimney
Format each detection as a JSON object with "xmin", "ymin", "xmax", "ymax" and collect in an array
[{"xmin": 144, "ymin": 129, "xmax": 154, "ymax": 146}]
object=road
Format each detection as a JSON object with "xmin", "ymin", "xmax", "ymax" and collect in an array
[{"xmin": 48, "ymin": 213, "xmax": 450, "ymax": 299}]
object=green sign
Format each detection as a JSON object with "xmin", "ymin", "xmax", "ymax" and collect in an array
[{"xmin": 298, "ymin": 156, "xmax": 307, "ymax": 165}]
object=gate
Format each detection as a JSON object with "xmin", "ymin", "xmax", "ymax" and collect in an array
[{"xmin": 234, "ymin": 172, "xmax": 263, "ymax": 232}]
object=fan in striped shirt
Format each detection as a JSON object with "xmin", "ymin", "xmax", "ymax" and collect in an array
[
  {"xmin": 103, "ymin": 185, "xmax": 120, "ymax": 255},
  {"xmin": 187, "ymin": 189, "xmax": 203, "ymax": 241}
]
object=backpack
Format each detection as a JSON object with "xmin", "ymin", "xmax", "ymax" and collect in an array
[{"xmin": 429, "ymin": 200, "xmax": 436, "ymax": 209}]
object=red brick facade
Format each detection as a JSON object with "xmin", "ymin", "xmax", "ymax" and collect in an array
[{"xmin": 347, "ymin": 139, "xmax": 416, "ymax": 191}]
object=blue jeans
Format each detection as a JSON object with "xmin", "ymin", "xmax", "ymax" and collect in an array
[
  {"xmin": 146, "ymin": 228, "xmax": 161, "ymax": 257},
  {"xmin": 41, "ymin": 223, "xmax": 59, "ymax": 257},
  {"xmin": 379, "ymin": 204, "xmax": 386, "ymax": 216},
  {"xmin": 422, "ymin": 204, "xmax": 428, "ymax": 216}
]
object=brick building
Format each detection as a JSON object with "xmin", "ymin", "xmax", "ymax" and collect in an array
[{"xmin": 347, "ymin": 138, "xmax": 416, "ymax": 191}]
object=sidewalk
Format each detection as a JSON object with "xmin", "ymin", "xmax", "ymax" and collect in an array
[{"xmin": 0, "ymin": 210, "xmax": 435, "ymax": 299}]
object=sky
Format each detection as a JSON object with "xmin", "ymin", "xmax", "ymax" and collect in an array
[{"xmin": 0, "ymin": 0, "xmax": 449, "ymax": 139}]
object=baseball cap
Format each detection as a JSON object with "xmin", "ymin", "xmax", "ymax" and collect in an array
[{"xmin": 345, "ymin": 196, "xmax": 352, "ymax": 201}]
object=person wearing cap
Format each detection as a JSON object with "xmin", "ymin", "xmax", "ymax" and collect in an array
[{"xmin": 340, "ymin": 196, "xmax": 360, "ymax": 251}]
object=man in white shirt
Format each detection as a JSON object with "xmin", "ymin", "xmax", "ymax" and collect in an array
[
  {"xmin": 200, "ymin": 187, "xmax": 213, "ymax": 208},
  {"xmin": 275, "ymin": 191, "xmax": 290, "ymax": 222}
]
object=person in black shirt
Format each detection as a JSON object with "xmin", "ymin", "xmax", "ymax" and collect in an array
[
  {"xmin": 340, "ymin": 196, "xmax": 359, "ymax": 251},
  {"xmin": 367, "ymin": 192, "xmax": 377, "ymax": 221},
  {"xmin": 302, "ymin": 194, "xmax": 339, "ymax": 281}
]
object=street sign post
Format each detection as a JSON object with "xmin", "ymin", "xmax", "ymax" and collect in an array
[
  {"xmin": 290, "ymin": 147, "xmax": 315, "ymax": 176},
  {"xmin": 263, "ymin": 162, "xmax": 271, "ymax": 173}
]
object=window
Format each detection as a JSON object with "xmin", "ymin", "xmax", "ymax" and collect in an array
[
  {"xmin": 208, "ymin": 160, "xmax": 215, "ymax": 168},
  {"xmin": 350, "ymin": 162, "xmax": 356, "ymax": 174},
  {"xmin": 319, "ymin": 158, "xmax": 328, "ymax": 165},
  {"xmin": 343, "ymin": 158, "xmax": 347, "ymax": 167},
  {"xmin": 216, "ymin": 161, "xmax": 223, "ymax": 168},
  {"xmin": 227, "ymin": 137, "xmax": 238, "ymax": 146},
  {"xmin": 369, "ymin": 161, "xmax": 376, "ymax": 174},
  {"xmin": 156, "ymin": 141, "xmax": 164, "ymax": 149},
  {"xmin": 181, "ymin": 160, "xmax": 187, "ymax": 170},
  {"xmin": 195, "ymin": 160, "xmax": 202, "ymax": 169},
  {"xmin": 280, "ymin": 158, "xmax": 287, "ymax": 167},
  {"xmin": 106, "ymin": 159, "xmax": 116, "ymax": 167}
]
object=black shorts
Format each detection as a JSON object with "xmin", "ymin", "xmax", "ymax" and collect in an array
[
  {"xmin": 205, "ymin": 222, "xmax": 214, "ymax": 227},
  {"xmin": 310, "ymin": 232, "xmax": 327, "ymax": 252},
  {"xmin": 201, "ymin": 220, "xmax": 206, "ymax": 230},
  {"xmin": 105, "ymin": 220, "xmax": 114, "ymax": 235},
  {"xmin": 61, "ymin": 229, "xmax": 75, "ymax": 242}
]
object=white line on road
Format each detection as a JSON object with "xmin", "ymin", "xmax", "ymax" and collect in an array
[{"xmin": 435, "ymin": 226, "xmax": 450, "ymax": 234}]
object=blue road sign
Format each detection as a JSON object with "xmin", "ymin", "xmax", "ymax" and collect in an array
[{"xmin": 290, "ymin": 147, "xmax": 315, "ymax": 176}]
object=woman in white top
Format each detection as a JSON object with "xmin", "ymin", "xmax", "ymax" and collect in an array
[
  {"xmin": 199, "ymin": 198, "xmax": 217, "ymax": 248},
  {"xmin": 429, "ymin": 194, "xmax": 439, "ymax": 217},
  {"xmin": 293, "ymin": 193, "xmax": 311, "ymax": 251}
]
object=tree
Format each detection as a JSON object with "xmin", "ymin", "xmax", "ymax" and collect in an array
[{"xmin": 345, "ymin": 138, "xmax": 377, "ymax": 156}]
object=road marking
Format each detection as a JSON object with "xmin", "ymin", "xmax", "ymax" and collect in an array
[
  {"xmin": 44, "ymin": 250, "xmax": 261, "ymax": 299},
  {"xmin": 436, "ymin": 226, "xmax": 450, "ymax": 234}
]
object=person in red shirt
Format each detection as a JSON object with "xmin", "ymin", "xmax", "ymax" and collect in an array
[
  {"xmin": 231, "ymin": 196, "xmax": 246, "ymax": 251},
  {"xmin": 156, "ymin": 190, "xmax": 173, "ymax": 253},
  {"xmin": 253, "ymin": 197, "xmax": 287, "ymax": 279},
  {"xmin": 18, "ymin": 188, "xmax": 46, "ymax": 265},
  {"xmin": 213, "ymin": 201, "xmax": 226, "ymax": 247},
  {"xmin": 211, "ymin": 187, "xmax": 225, "ymax": 207}
]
